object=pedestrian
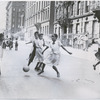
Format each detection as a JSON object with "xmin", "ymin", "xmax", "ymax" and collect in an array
[
  {"xmin": 33, "ymin": 33, "xmax": 45, "ymax": 71},
  {"xmin": 83, "ymin": 32, "xmax": 89, "ymax": 51},
  {"xmin": 9, "ymin": 38, "xmax": 13, "ymax": 50},
  {"xmin": 2, "ymin": 39, "xmax": 6, "ymax": 49},
  {"xmin": 0, "ymin": 33, "xmax": 4, "ymax": 75},
  {"xmin": 38, "ymin": 34, "xmax": 72, "ymax": 77},
  {"xmin": 93, "ymin": 38, "xmax": 100, "ymax": 70},
  {"xmin": 15, "ymin": 38, "xmax": 18, "ymax": 51}
]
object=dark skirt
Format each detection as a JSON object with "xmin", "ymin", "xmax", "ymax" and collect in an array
[
  {"xmin": 95, "ymin": 48, "xmax": 100, "ymax": 60},
  {"xmin": 28, "ymin": 43, "xmax": 36, "ymax": 66}
]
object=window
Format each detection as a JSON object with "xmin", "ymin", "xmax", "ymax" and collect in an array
[
  {"xmin": 12, "ymin": 24, "xmax": 14, "ymax": 27},
  {"xmin": 71, "ymin": 4, "xmax": 74, "ymax": 15},
  {"xmin": 37, "ymin": 2, "xmax": 38, "ymax": 11},
  {"xmin": 48, "ymin": 8, "xmax": 49, "ymax": 18},
  {"xmin": 13, "ymin": 8, "xmax": 15, "ymax": 11},
  {"xmin": 84, "ymin": 22, "xmax": 89, "ymax": 32},
  {"xmin": 42, "ymin": 1, "xmax": 43, "ymax": 9},
  {"xmin": 76, "ymin": 24, "xmax": 80, "ymax": 34},
  {"xmin": 47, "ymin": 25, "xmax": 49, "ymax": 34},
  {"xmin": 93, "ymin": 21, "xmax": 99, "ymax": 38},
  {"xmin": 85, "ymin": 1, "xmax": 89, "ymax": 12},
  {"xmin": 58, "ymin": 27, "xmax": 61, "ymax": 38},
  {"xmin": 55, "ymin": 27, "xmax": 57, "ymax": 34},
  {"xmin": 45, "ymin": 26, "xmax": 46, "ymax": 35},
  {"xmin": 56, "ymin": 1, "xmax": 58, "ymax": 5},
  {"xmin": 43, "ymin": 27, "xmax": 44, "ymax": 33},
  {"xmin": 39, "ymin": 1, "xmax": 40, "ymax": 11},
  {"xmin": 77, "ymin": 1, "xmax": 81, "ymax": 15},
  {"xmin": 41, "ymin": 27, "xmax": 42, "ymax": 32},
  {"xmin": 41, "ymin": 12, "xmax": 42, "ymax": 21},
  {"xmin": 19, "ymin": 9, "xmax": 21, "ymax": 12},
  {"xmin": 70, "ymin": 25, "xmax": 73, "ymax": 33},
  {"xmin": 43, "ymin": 1, "xmax": 45, "ymax": 7}
]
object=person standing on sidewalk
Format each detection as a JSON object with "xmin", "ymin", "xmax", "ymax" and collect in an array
[
  {"xmin": 0, "ymin": 34, "xmax": 4, "ymax": 75},
  {"xmin": 38, "ymin": 34, "xmax": 72, "ymax": 77},
  {"xmin": 83, "ymin": 32, "xmax": 89, "ymax": 51},
  {"xmin": 15, "ymin": 38, "xmax": 18, "ymax": 51}
]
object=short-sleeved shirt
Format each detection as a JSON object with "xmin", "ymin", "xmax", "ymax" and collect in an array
[
  {"xmin": 38, "ymin": 39, "xmax": 45, "ymax": 50},
  {"xmin": 33, "ymin": 38, "xmax": 44, "ymax": 50},
  {"xmin": 49, "ymin": 40, "xmax": 62, "ymax": 54}
]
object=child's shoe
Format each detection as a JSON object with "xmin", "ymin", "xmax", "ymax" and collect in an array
[
  {"xmin": 38, "ymin": 71, "xmax": 44, "ymax": 75},
  {"xmin": 93, "ymin": 65, "xmax": 96, "ymax": 70},
  {"xmin": 57, "ymin": 72, "xmax": 60, "ymax": 77}
]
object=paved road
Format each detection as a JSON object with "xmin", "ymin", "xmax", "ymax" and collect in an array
[{"xmin": 0, "ymin": 41, "xmax": 100, "ymax": 99}]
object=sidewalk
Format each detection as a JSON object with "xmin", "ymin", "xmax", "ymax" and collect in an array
[{"xmin": 61, "ymin": 44, "xmax": 97, "ymax": 61}]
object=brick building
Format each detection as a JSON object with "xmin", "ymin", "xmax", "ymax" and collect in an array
[
  {"xmin": 25, "ymin": 1, "xmax": 55, "ymax": 41},
  {"xmin": 54, "ymin": 1, "xmax": 100, "ymax": 46},
  {"xmin": 6, "ymin": 1, "xmax": 26, "ymax": 38}
]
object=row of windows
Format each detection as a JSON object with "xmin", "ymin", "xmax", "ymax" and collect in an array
[
  {"xmin": 12, "ymin": 8, "xmax": 25, "ymax": 12},
  {"xmin": 54, "ymin": 20, "xmax": 99, "ymax": 39},
  {"xmin": 41, "ymin": 8, "xmax": 50, "ymax": 21},
  {"xmin": 27, "ymin": 7, "xmax": 50, "ymax": 21},
  {"xmin": 41, "ymin": 25, "xmax": 49, "ymax": 35},
  {"xmin": 26, "ymin": 2, "xmax": 50, "ymax": 19},
  {"xmin": 75, "ymin": 20, "xmax": 99, "ymax": 35},
  {"xmin": 55, "ymin": 1, "xmax": 99, "ymax": 19},
  {"xmin": 26, "ymin": 7, "xmax": 50, "ymax": 27},
  {"xmin": 27, "ymin": 1, "xmax": 50, "ymax": 10}
]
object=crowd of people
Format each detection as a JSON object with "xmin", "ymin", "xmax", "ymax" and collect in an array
[
  {"xmin": 73, "ymin": 33, "xmax": 89, "ymax": 51},
  {"xmin": 2, "ymin": 36, "xmax": 18, "ymax": 51}
]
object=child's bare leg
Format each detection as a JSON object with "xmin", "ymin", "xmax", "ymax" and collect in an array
[
  {"xmin": 93, "ymin": 61, "xmax": 100, "ymax": 70},
  {"xmin": 37, "ymin": 62, "xmax": 43, "ymax": 70},
  {"xmin": 35, "ymin": 62, "xmax": 40, "ymax": 70},
  {"xmin": 52, "ymin": 66, "xmax": 60, "ymax": 77},
  {"xmin": 38, "ymin": 63, "xmax": 45, "ymax": 75}
]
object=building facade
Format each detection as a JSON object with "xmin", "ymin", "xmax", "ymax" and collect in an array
[
  {"xmin": 54, "ymin": 1, "xmax": 100, "ymax": 46},
  {"xmin": 6, "ymin": 1, "xmax": 26, "ymax": 38},
  {"xmin": 25, "ymin": 1, "xmax": 55, "ymax": 41}
]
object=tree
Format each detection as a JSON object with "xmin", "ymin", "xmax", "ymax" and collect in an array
[{"xmin": 56, "ymin": 1, "xmax": 74, "ymax": 33}]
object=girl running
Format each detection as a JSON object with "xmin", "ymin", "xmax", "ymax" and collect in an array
[
  {"xmin": 38, "ymin": 34, "xmax": 72, "ymax": 77},
  {"xmin": 26, "ymin": 31, "xmax": 39, "ymax": 67}
]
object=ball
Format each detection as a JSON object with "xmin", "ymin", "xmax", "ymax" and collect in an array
[{"xmin": 23, "ymin": 66, "xmax": 30, "ymax": 72}]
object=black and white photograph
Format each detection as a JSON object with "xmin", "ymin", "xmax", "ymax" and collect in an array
[{"xmin": 0, "ymin": 0, "xmax": 100, "ymax": 100}]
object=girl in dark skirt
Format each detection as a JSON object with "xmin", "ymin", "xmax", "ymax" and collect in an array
[{"xmin": 27, "ymin": 31, "xmax": 39, "ymax": 67}]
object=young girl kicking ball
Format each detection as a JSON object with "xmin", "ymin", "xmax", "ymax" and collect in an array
[{"xmin": 38, "ymin": 34, "xmax": 72, "ymax": 77}]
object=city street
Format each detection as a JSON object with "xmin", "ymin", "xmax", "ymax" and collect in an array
[{"xmin": 0, "ymin": 41, "xmax": 100, "ymax": 99}]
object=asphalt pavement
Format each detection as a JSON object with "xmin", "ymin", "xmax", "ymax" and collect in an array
[{"xmin": 0, "ymin": 41, "xmax": 100, "ymax": 99}]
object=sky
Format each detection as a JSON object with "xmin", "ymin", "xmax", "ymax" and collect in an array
[{"xmin": 0, "ymin": 1, "xmax": 7, "ymax": 32}]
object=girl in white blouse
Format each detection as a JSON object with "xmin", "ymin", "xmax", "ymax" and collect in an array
[{"xmin": 38, "ymin": 34, "xmax": 72, "ymax": 77}]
